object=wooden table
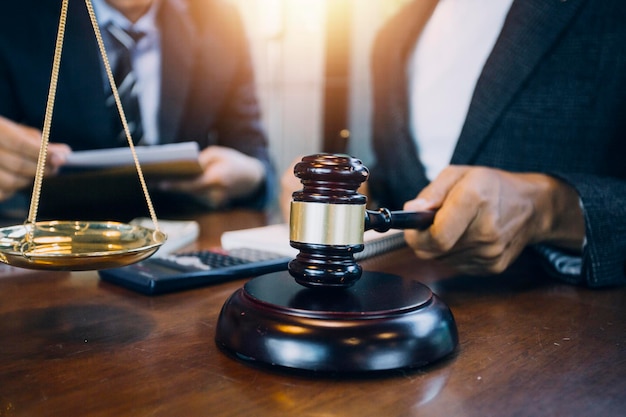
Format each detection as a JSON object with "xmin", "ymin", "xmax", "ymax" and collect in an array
[{"xmin": 0, "ymin": 210, "xmax": 624, "ymax": 417}]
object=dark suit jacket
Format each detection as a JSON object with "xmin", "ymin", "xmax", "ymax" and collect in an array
[
  {"xmin": 369, "ymin": 0, "xmax": 626, "ymax": 287},
  {"xmin": 0, "ymin": 0, "xmax": 274, "ymax": 214}
]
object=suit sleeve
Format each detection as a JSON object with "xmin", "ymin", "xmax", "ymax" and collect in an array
[
  {"xmin": 547, "ymin": 172, "xmax": 626, "ymax": 288},
  {"xmin": 190, "ymin": 0, "xmax": 276, "ymax": 210}
]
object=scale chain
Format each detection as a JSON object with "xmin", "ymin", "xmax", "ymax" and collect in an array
[{"xmin": 24, "ymin": 0, "xmax": 161, "ymax": 252}]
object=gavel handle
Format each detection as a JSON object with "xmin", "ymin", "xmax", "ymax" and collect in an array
[{"xmin": 365, "ymin": 208, "xmax": 436, "ymax": 233}]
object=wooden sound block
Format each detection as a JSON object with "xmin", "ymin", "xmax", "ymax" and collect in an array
[{"xmin": 215, "ymin": 271, "xmax": 458, "ymax": 373}]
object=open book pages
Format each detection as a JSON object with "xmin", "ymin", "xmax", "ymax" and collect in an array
[{"xmin": 220, "ymin": 223, "xmax": 406, "ymax": 261}]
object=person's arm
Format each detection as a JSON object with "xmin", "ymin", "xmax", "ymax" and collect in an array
[
  {"xmin": 543, "ymin": 171, "xmax": 626, "ymax": 287},
  {"xmin": 0, "ymin": 116, "xmax": 70, "ymax": 203},
  {"xmin": 0, "ymin": 25, "xmax": 70, "ymax": 206},
  {"xmin": 207, "ymin": 4, "xmax": 274, "ymax": 210},
  {"xmin": 404, "ymin": 165, "xmax": 626, "ymax": 287},
  {"xmin": 158, "ymin": 145, "xmax": 266, "ymax": 210},
  {"xmin": 402, "ymin": 165, "xmax": 586, "ymax": 275},
  {"xmin": 161, "ymin": 1, "xmax": 275, "ymax": 210}
]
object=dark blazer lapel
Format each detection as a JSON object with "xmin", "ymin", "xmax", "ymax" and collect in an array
[
  {"xmin": 451, "ymin": 0, "xmax": 588, "ymax": 164},
  {"xmin": 158, "ymin": 0, "xmax": 195, "ymax": 143}
]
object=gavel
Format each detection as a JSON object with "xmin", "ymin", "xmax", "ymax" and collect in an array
[
  {"xmin": 288, "ymin": 153, "xmax": 435, "ymax": 288},
  {"xmin": 215, "ymin": 153, "xmax": 457, "ymax": 373}
]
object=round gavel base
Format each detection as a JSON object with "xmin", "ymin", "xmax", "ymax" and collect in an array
[{"xmin": 215, "ymin": 271, "xmax": 458, "ymax": 373}]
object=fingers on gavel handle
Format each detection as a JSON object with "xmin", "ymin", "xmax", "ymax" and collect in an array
[{"xmin": 365, "ymin": 208, "xmax": 436, "ymax": 232}]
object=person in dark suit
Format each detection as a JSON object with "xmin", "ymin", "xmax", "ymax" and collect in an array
[
  {"xmin": 279, "ymin": 0, "xmax": 624, "ymax": 288},
  {"xmin": 367, "ymin": 0, "xmax": 625, "ymax": 288},
  {"xmin": 0, "ymin": 0, "xmax": 274, "ymax": 218}
]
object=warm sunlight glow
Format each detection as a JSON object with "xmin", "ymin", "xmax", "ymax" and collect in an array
[{"xmin": 227, "ymin": 0, "xmax": 414, "ymax": 174}]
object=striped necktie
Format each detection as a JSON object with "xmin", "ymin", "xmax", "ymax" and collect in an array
[{"xmin": 106, "ymin": 23, "xmax": 145, "ymax": 145}]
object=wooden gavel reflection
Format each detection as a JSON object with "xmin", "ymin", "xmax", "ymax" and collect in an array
[{"xmin": 288, "ymin": 154, "xmax": 435, "ymax": 289}]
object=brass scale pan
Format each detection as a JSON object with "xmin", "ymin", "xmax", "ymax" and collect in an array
[{"xmin": 0, "ymin": 0, "xmax": 167, "ymax": 271}]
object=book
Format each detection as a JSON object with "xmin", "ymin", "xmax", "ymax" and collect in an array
[
  {"xmin": 220, "ymin": 223, "xmax": 407, "ymax": 261},
  {"xmin": 129, "ymin": 217, "xmax": 200, "ymax": 256},
  {"xmin": 36, "ymin": 142, "xmax": 203, "ymax": 219},
  {"xmin": 60, "ymin": 141, "xmax": 203, "ymax": 178}
]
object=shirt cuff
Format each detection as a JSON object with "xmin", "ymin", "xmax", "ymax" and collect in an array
[{"xmin": 533, "ymin": 244, "xmax": 582, "ymax": 276}]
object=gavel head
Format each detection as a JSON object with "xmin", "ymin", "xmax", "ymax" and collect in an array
[{"xmin": 288, "ymin": 154, "xmax": 369, "ymax": 289}]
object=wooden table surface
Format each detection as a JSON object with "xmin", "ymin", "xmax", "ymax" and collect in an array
[{"xmin": 0, "ymin": 210, "xmax": 624, "ymax": 417}]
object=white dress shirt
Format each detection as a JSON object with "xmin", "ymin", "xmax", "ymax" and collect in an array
[
  {"xmin": 408, "ymin": 0, "xmax": 582, "ymax": 277},
  {"xmin": 408, "ymin": 0, "xmax": 514, "ymax": 180}
]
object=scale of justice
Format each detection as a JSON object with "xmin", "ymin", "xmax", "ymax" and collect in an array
[{"xmin": 0, "ymin": 0, "xmax": 458, "ymax": 374}]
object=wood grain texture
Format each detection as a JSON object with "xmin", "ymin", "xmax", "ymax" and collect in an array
[{"xmin": 0, "ymin": 210, "xmax": 624, "ymax": 417}]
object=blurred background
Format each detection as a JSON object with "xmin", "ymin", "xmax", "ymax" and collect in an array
[{"xmin": 229, "ymin": 0, "xmax": 412, "ymax": 175}]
